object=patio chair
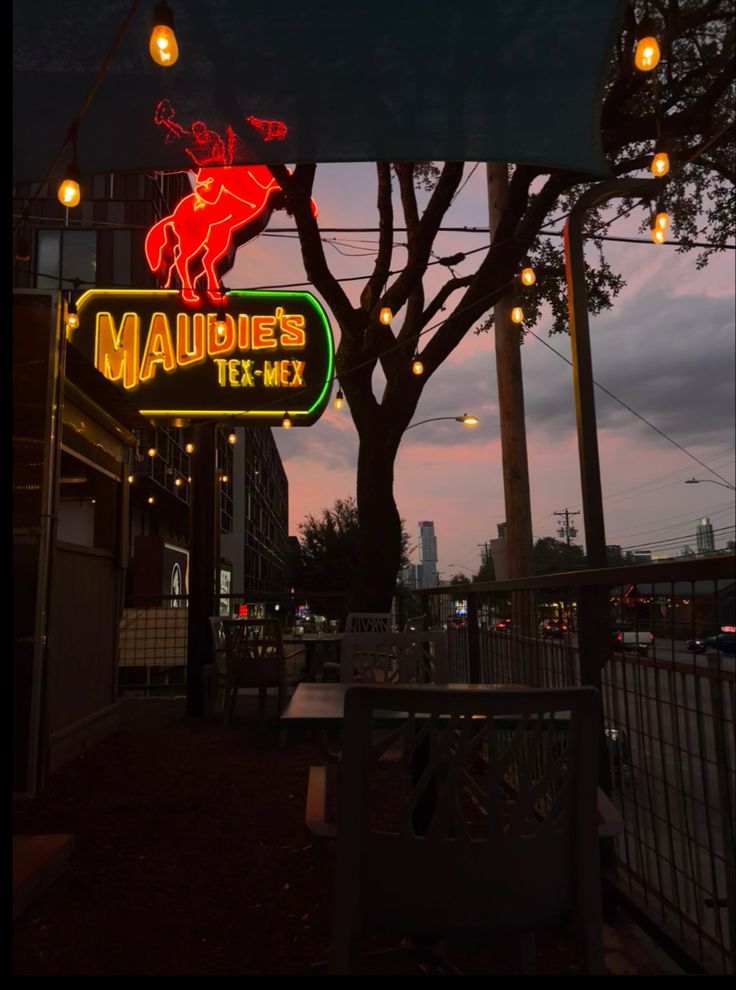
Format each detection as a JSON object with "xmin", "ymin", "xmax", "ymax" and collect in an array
[
  {"xmin": 344, "ymin": 612, "xmax": 392, "ymax": 634},
  {"xmin": 308, "ymin": 684, "xmax": 614, "ymax": 975},
  {"xmin": 339, "ymin": 630, "xmax": 449, "ymax": 684},
  {"xmin": 219, "ymin": 618, "xmax": 288, "ymax": 730}
]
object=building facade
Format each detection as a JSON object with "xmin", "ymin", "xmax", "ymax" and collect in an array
[
  {"xmin": 696, "ymin": 517, "xmax": 715, "ymax": 553},
  {"xmin": 418, "ymin": 520, "xmax": 438, "ymax": 589}
]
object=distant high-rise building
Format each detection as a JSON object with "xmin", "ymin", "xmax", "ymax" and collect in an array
[
  {"xmin": 696, "ymin": 517, "xmax": 715, "ymax": 553},
  {"xmin": 418, "ymin": 521, "xmax": 438, "ymax": 588}
]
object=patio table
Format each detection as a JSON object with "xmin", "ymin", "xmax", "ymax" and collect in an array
[{"xmin": 281, "ymin": 633, "xmax": 343, "ymax": 681}]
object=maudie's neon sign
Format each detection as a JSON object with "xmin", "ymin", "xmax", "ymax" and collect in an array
[{"xmin": 69, "ymin": 289, "xmax": 334, "ymax": 426}]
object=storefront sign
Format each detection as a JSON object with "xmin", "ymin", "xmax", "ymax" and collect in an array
[{"xmin": 70, "ymin": 289, "xmax": 334, "ymax": 425}]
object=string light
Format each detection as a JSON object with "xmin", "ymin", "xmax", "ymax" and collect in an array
[
  {"xmin": 147, "ymin": 495, "xmax": 156, "ymax": 505},
  {"xmin": 511, "ymin": 306, "xmax": 524, "ymax": 324},
  {"xmin": 650, "ymin": 150, "xmax": 670, "ymax": 177},
  {"xmin": 333, "ymin": 388, "xmax": 344, "ymax": 410},
  {"xmin": 634, "ymin": 35, "xmax": 660, "ymax": 71},
  {"xmin": 654, "ymin": 210, "xmax": 670, "ymax": 231},
  {"xmin": 147, "ymin": 446, "xmax": 157, "ymax": 457},
  {"xmin": 57, "ymin": 163, "xmax": 81, "ymax": 208},
  {"xmin": 185, "ymin": 442, "xmax": 195, "ymax": 454},
  {"xmin": 220, "ymin": 473, "xmax": 229, "ymax": 484},
  {"xmin": 128, "ymin": 474, "xmax": 135, "ymax": 483},
  {"xmin": 16, "ymin": 228, "xmax": 30, "ymax": 263},
  {"xmin": 174, "ymin": 477, "xmax": 183, "ymax": 486},
  {"xmin": 281, "ymin": 413, "xmax": 292, "ymax": 429},
  {"xmin": 227, "ymin": 429, "xmax": 237, "ymax": 444},
  {"xmin": 149, "ymin": 1, "xmax": 179, "ymax": 66},
  {"xmin": 215, "ymin": 297, "xmax": 228, "ymax": 335},
  {"xmin": 651, "ymin": 226, "xmax": 666, "ymax": 244},
  {"xmin": 65, "ymin": 296, "xmax": 79, "ymax": 330},
  {"xmin": 412, "ymin": 355, "xmax": 424, "ymax": 376},
  {"xmin": 520, "ymin": 267, "xmax": 536, "ymax": 286},
  {"xmin": 379, "ymin": 307, "xmax": 392, "ymax": 325}
]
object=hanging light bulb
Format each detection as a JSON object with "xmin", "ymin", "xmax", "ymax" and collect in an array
[
  {"xmin": 128, "ymin": 474, "xmax": 135, "ymax": 484},
  {"xmin": 147, "ymin": 446, "xmax": 157, "ymax": 457},
  {"xmin": 651, "ymin": 226, "xmax": 666, "ymax": 244},
  {"xmin": 520, "ymin": 267, "xmax": 536, "ymax": 286},
  {"xmin": 227, "ymin": 429, "xmax": 237, "ymax": 444},
  {"xmin": 221, "ymin": 473, "xmax": 229, "ymax": 484},
  {"xmin": 174, "ymin": 477, "xmax": 183, "ymax": 487},
  {"xmin": 654, "ymin": 211, "xmax": 670, "ymax": 231},
  {"xmin": 149, "ymin": 1, "xmax": 179, "ymax": 66},
  {"xmin": 412, "ymin": 356, "xmax": 424, "ymax": 376},
  {"xmin": 65, "ymin": 297, "xmax": 79, "ymax": 330},
  {"xmin": 650, "ymin": 151, "xmax": 670, "ymax": 177},
  {"xmin": 333, "ymin": 388, "xmax": 344, "ymax": 410},
  {"xmin": 147, "ymin": 495, "xmax": 156, "ymax": 505},
  {"xmin": 511, "ymin": 306, "xmax": 524, "ymax": 324},
  {"xmin": 282, "ymin": 413, "xmax": 292, "ymax": 429},
  {"xmin": 57, "ymin": 163, "xmax": 81, "ymax": 208},
  {"xmin": 185, "ymin": 442, "xmax": 195, "ymax": 454},
  {"xmin": 634, "ymin": 36, "xmax": 660, "ymax": 72},
  {"xmin": 16, "ymin": 229, "xmax": 30, "ymax": 263},
  {"xmin": 379, "ymin": 307, "xmax": 392, "ymax": 325}
]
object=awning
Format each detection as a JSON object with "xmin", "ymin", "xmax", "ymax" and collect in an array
[{"xmin": 13, "ymin": 0, "xmax": 626, "ymax": 183}]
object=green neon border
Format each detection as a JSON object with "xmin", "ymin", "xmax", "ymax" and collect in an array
[{"xmin": 73, "ymin": 288, "xmax": 335, "ymax": 419}]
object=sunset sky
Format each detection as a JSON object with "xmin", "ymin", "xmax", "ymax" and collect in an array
[{"xmin": 225, "ymin": 163, "xmax": 735, "ymax": 578}]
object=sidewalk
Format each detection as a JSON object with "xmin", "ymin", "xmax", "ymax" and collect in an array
[{"xmin": 12, "ymin": 697, "xmax": 682, "ymax": 976}]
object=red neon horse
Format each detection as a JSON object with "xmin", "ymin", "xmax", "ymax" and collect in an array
[{"xmin": 145, "ymin": 101, "xmax": 316, "ymax": 305}]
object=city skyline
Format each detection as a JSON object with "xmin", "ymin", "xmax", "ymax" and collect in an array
[{"xmin": 225, "ymin": 163, "xmax": 735, "ymax": 572}]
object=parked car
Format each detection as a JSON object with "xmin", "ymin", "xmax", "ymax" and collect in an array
[
  {"xmin": 685, "ymin": 632, "xmax": 736, "ymax": 656},
  {"xmin": 540, "ymin": 619, "xmax": 568, "ymax": 638},
  {"xmin": 612, "ymin": 621, "xmax": 653, "ymax": 657},
  {"xmin": 489, "ymin": 617, "xmax": 512, "ymax": 634}
]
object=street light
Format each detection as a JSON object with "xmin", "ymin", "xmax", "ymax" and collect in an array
[
  {"xmin": 405, "ymin": 414, "xmax": 478, "ymax": 432},
  {"xmin": 684, "ymin": 478, "xmax": 736, "ymax": 491}
]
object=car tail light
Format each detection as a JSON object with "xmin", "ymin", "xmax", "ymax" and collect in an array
[
  {"xmin": 560, "ymin": 625, "xmax": 567, "ymax": 632},
  {"xmin": 616, "ymin": 631, "xmax": 622, "ymax": 642},
  {"xmin": 649, "ymin": 632, "xmax": 654, "ymax": 641}
]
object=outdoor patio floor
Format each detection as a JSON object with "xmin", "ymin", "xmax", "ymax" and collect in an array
[{"xmin": 12, "ymin": 695, "xmax": 684, "ymax": 976}]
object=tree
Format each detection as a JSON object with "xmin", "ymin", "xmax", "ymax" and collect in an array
[
  {"xmin": 473, "ymin": 554, "xmax": 496, "ymax": 583},
  {"xmin": 449, "ymin": 572, "xmax": 471, "ymax": 585},
  {"xmin": 297, "ymin": 495, "xmax": 411, "ymax": 595},
  {"xmin": 534, "ymin": 537, "xmax": 587, "ymax": 576},
  {"xmin": 271, "ymin": 1, "xmax": 734, "ymax": 610}
]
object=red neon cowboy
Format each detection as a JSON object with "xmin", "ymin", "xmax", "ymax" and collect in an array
[{"xmin": 145, "ymin": 100, "xmax": 317, "ymax": 305}]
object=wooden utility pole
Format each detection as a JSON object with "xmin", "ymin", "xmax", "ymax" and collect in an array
[{"xmin": 486, "ymin": 162, "xmax": 534, "ymax": 580}]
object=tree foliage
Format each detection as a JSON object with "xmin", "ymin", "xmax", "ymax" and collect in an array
[
  {"xmin": 296, "ymin": 496, "xmax": 410, "ymax": 592},
  {"xmin": 534, "ymin": 537, "xmax": 587, "ymax": 575},
  {"xmin": 271, "ymin": 0, "xmax": 734, "ymax": 609}
]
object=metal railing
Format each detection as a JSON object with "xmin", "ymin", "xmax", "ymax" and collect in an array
[{"xmin": 396, "ymin": 555, "xmax": 735, "ymax": 975}]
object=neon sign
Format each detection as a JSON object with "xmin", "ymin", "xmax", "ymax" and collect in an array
[
  {"xmin": 69, "ymin": 290, "xmax": 334, "ymax": 425},
  {"xmin": 146, "ymin": 101, "xmax": 315, "ymax": 305}
]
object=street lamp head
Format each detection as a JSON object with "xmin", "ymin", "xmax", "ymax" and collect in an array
[
  {"xmin": 406, "ymin": 414, "xmax": 479, "ymax": 432},
  {"xmin": 456, "ymin": 414, "xmax": 478, "ymax": 426},
  {"xmin": 684, "ymin": 477, "xmax": 736, "ymax": 491}
]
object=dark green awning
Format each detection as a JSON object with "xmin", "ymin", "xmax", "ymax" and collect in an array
[{"xmin": 13, "ymin": 0, "xmax": 626, "ymax": 182}]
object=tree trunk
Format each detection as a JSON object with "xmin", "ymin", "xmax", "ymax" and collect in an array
[{"xmin": 349, "ymin": 425, "xmax": 403, "ymax": 612}]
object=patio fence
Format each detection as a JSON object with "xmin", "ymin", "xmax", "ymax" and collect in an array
[
  {"xmin": 395, "ymin": 555, "xmax": 735, "ymax": 976},
  {"xmin": 115, "ymin": 556, "xmax": 735, "ymax": 974}
]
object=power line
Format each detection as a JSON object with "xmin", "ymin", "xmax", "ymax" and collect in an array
[{"xmin": 525, "ymin": 327, "xmax": 736, "ymax": 489}]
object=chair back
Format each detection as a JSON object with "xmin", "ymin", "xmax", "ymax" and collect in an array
[
  {"xmin": 344, "ymin": 612, "xmax": 392, "ymax": 634},
  {"xmin": 340, "ymin": 631, "xmax": 449, "ymax": 684},
  {"xmin": 335, "ymin": 685, "xmax": 601, "ymax": 940},
  {"xmin": 208, "ymin": 615, "xmax": 227, "ymax": 675},
  {"xmin": 219, "ymin": 617, "xmax": 285, "ymax": 687}
]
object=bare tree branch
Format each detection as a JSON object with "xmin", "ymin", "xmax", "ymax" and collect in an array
[{"xmin": 360, "ymin": 163, "xmax": 394, "ymax": 313}]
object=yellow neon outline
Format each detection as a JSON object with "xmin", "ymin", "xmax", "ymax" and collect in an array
[{"xmin": 75, "ymin": 289, "xmax": 334, "ymax": 419}]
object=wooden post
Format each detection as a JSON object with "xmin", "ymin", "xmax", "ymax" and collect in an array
[
  {"xmin": 486, "ymin": 163, "xmax": 535, "ymax": 581},
  {"xmin": 186, "ymin": 423, "xmax": 218, "ymax": 716}
]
